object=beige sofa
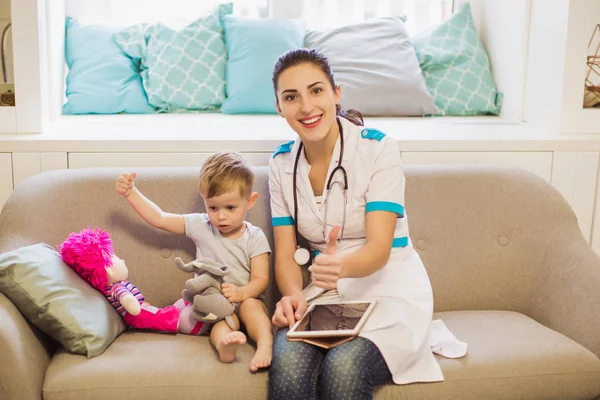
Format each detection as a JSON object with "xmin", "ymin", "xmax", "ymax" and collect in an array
[{"xmin": 1, "ymin": 166, "xmax": 600, "ymax": 400}]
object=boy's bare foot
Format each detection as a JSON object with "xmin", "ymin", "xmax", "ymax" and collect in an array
[
  {"xmin": 250, "ymin": 341, "xmax": 273, "ymax": 372},
  {"xmin": 217, "ymin": 331, "xmax": 247, "ymax": 363}
]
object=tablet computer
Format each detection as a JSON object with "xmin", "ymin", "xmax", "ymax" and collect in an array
[{"xmin": 287, "ymin": 300, "xmax": 376, "ymax": 339}]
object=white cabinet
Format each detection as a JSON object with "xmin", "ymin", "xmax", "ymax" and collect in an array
[
  {"xmin": 400, "ymin": 151, "xmax": 554, "ymax": 182},
  {"xmin": 68, "ymin": 152, "xmax": 272, "ymax": 169},
  {"xmin": 0, "ymin": 154, "xmax": 13, "ymax": 211},
  {"xmin": 551, "ymin": 152, "xmax": 599, "ymax": 242}
]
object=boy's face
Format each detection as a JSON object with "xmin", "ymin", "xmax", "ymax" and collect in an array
[{"xmin": 203, "ymin": 189, "xmax": 258, "ymax": 238}]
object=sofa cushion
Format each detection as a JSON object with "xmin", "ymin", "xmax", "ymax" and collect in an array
[
  {"xmin": 220, "ymin": 16, "xmax": 305, "ymax": 115},
  {"xmin": 0, "ymin": 243, "xmax": 126, "ymax": 358},
  {"xmin": 62, "ymin": 17, "xmax": 155, "ymax": 115},
  {"xmin": 375, "ymin": 311, "xmax": 600, "ymax": 399},
  {"xmin": 43, "ymin": 332, "xmax": 267, "ymax": 400},
  {"xmin": 304, "ymin": 17, "xmax": 439, "ymax": 117},
  {"xmin": 411, "ymin": 3, "xmax": 503, "ymax": 116},
  {"xmin": 43, "ymin": 310, "xmax": 600, "ymax": 400},
  {"xmin": 114, "ymin": 3, "xmax": 232, "ymax": 113}
]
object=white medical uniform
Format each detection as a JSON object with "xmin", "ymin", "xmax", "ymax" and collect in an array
[{"xmin": 269, "ymin": 117, "xmax": 444, "ymax": 384}]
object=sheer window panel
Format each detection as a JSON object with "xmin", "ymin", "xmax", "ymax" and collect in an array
[
  {"xmin": 300, "ymin": 0, "xmax": 453, "ymax": 35},
  {"xmin": 64, "ymin": 0, "xmax": 269, "ymax": 26}
]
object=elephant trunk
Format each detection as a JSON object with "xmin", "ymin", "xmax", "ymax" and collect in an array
[{"xmin": 174, "ymin": 257, "xmax": 196, "ymax": 273}]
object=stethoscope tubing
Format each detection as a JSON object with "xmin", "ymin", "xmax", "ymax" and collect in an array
[{"xmin": 292, "ymin": 118, "xmax": 348, "ymax": 264}]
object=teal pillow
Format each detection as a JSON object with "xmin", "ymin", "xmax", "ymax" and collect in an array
[
  {"xmin": 411, "ymin": 3, "xmax": 503, "ymax": 116},
  {"xmin": 63, "ymin": 17, "xmax": 155, "ymax": 115},
  {"xmin": 220, "ymin": 16, "xmax": 305, "ymax": 114},
  {"xmin": 0, "ymin": 243, "xmax": 126, "ymax": 358},
  {"xmin": 114, "ymin": 3, "xmax": 232, "ymax": 113}
]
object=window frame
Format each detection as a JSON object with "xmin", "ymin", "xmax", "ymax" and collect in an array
[{"xmin": 8, "ymin": 0, "xmax": 583, "ymax": 135}]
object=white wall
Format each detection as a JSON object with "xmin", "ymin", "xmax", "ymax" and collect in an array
[
  {"xmin": 524, "ymin": 0, "xmax": 600, "ymax": 134},
  {"xmin": 0, "ymin": 0, "xmax": 13, "ymax": 83},
  {"xmin": 468, "ymin": 0, "xmax": 530, "ymax": 122}
]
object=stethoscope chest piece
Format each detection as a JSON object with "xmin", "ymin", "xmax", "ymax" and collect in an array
[{"xmin": 293, "ymin": 247, "xmax": 311, "ymax": 266}]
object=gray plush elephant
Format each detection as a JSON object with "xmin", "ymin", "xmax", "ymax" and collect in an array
[{"xmin": 174, "ymin": 257, "xmax": 236, "ymax": 330}]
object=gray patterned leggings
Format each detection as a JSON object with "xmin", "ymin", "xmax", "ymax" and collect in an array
[{"xmin": 268, "ymin": 328, "xmax": 393, "ymax": 400}]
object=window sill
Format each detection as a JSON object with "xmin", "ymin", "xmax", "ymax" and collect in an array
[{"xmin": 1, "ymin": 114, "xmax": 600, "ymax": 152}]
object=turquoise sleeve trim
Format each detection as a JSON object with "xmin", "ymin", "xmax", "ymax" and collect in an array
[
  {"xmin": 365, "ymin": 201, "xmax": 405, "ymax": 216},
  {"xmin": 272, "ymin": 216, "xmax": 294, "ymax": 226},
  {"xmin": 360, "ymin": 128, "xmax": 386, "ymax": 142},
  {"xmin": 392, "ymin": 236, "xmax": 409, "ymax": 248},
  {"xmin": 271, "ymin": 140, "xmax": 295, "ymax": 158}
]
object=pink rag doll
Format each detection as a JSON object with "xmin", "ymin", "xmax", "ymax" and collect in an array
[{"xmin": 59, "ymin": 227, "xmax": 207, "ymax": 335}]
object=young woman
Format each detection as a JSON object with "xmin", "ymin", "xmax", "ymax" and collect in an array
[{"xmin": 268, "ymin": 48, "xmax": 443, "ymax": 400}]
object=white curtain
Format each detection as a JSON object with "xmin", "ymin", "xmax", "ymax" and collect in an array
[
  {"xmin": 300, "ymin": 0, "xmax": 452, "ymax": 35},
  {"xmin": 65, "ymin": 0, "xmax": 268, "ymax": 26},
  {"xmin": 65, "ymin": 0, "xmax": 451, "ymax": 34}
]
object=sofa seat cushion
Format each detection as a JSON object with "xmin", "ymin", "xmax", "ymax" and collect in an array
[
  {"xmin": 375, "ymin": 311, "xmax": 600, "ymax": 399},
  {"xmin": 42, "ymin": 311, "xmax": 600, "ymax": 400},
  {"xmin": 43, "ymin": 331, "xmax": 267, "ymax": 400}
]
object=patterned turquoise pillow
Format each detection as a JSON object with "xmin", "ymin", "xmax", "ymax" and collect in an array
[
  {"xmin": 411, "ymin": 3, "xmax": 503, "ymax": 116},
  {"xmin": 114, "ymin": 3, "xmax": 232, "ymax": 112}
]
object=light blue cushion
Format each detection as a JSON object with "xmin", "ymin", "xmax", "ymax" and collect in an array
[
  {"xmin": 220, "ymin": 16, "xmax": 305, "ymax": 114},
  {"xmin": 62, "ymin": 17, "xmax": 155, "ymax": 115},
  {"xmin": 411, "ymin": 3, "xmax": 503, "ymax": 116},
  {"xmin": 114, "ymin": 3, "xmax": 232, "ymax": 113}
]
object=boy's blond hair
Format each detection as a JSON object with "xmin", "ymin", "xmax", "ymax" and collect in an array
[{"xmin": 199, "ymin": 152, "xmax": 255, "ymax": 198}]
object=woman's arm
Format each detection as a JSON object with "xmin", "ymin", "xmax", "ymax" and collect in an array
[
  {"xmin": 273, "ymin": 225, "xmax": 304, "ymax": 297},
  {"xmin": 310, "ymin": 212, "xmax": 396, "ymax": 288},
  {"xmin": 268, "ymin": 156, "xmax": 309, "ymax": 327},
  {"xmin": 340, "ymin": 210, "xmax": 396, "ymax": 278},
  {"xmin": 271, "ymin": 225, "xmax": 309, "ymax": 328}
]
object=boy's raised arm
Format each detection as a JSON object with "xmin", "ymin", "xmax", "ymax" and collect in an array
[{"xmin": 116, "ymin": 172, "xmax": 186, "ymax": 235}]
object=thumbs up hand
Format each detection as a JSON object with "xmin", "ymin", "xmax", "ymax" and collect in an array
[{"xmin": 309, "ymin": 225, "xmax": 343, "ymax": 290}]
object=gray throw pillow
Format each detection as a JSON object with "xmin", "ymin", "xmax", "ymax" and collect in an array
[
  {"xmin": 0, "ymin": 243, "xmax": 126, "ymax": 358},
  {"xmin": 304, "ymin": 17, "xmax": 438, "ymax": 116}
]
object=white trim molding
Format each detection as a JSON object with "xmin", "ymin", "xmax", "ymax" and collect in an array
[{"xmin": 10, "ymin": 0, "xmax": 48, "ymax": 133}]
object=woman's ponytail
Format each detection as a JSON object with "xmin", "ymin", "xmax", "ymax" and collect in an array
[{"xmin": 336, "ymin": 104, "xmax": 364, "ymax": 127}]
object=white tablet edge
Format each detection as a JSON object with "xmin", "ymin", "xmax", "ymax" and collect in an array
[{"xmin": 286, "ymin": 300, "xmax": 377, "ymax": 338}]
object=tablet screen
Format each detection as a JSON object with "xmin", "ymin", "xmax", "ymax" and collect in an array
[{"xmin": 294, "ymin": 303, "xmax": 372, "ymax": 332}]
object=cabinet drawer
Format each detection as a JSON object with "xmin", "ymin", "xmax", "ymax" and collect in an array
[
  {"xmin": 400, "ymin": 152, "xmax": 553, "ymax": 182},
  {"xmin": 68, "ymin": 152, "xmax": 272, "ymax": 169}
]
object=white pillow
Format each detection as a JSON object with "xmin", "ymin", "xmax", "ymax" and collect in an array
[{"xmin": 304, "ymin": 17, "xmax": 439, "ymax": 117}]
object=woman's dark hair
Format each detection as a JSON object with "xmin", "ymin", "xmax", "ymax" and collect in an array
[{"xmin": 272, "ymin": 48, "xmax": 364, "ymax": 127}]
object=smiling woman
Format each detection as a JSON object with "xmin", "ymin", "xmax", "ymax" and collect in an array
[{"xmin": 268, "ymin": 47, "xmax": 446, "ymax": 399}]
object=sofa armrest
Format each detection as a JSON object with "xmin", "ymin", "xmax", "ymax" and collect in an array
[
  {"xmin": 528, "ymin": 225, "xmax": 600, "ymax": 358},
  {"xmin": 0, "ymin": 292, "xmax": 54, "ymax": 400}
]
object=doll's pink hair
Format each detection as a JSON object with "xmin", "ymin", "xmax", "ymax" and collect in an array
[{"xmin": 59, "ymin": 227, "xmax": 114, "ymax": 291}]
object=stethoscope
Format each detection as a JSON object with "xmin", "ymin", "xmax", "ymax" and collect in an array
[{"xmin": 293, "ymin": 118, "xmax": 348, "ymax": 266}]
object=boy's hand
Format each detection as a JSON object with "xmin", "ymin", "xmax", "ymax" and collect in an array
[
  {"xmin": 222, "ymin": 282, "xmax": 245, "ymax": 303},
  {"xmin": 116, "ymin": 172, "xmax": 137, "ymax": 198}
]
